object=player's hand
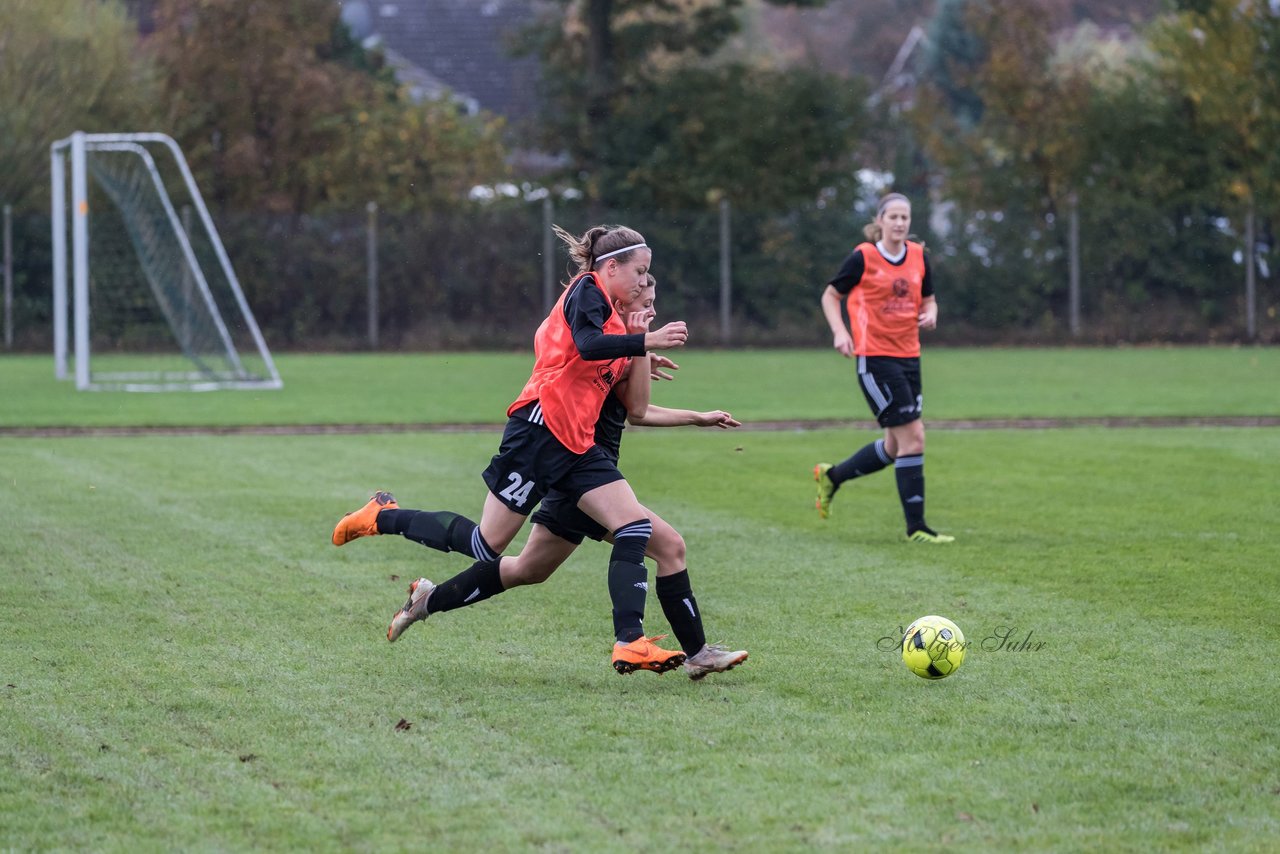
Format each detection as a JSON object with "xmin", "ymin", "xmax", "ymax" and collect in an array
[
  {"xmin": 832, "ymin": 329, "xmax": 854, "ymax": 358},
  {"xmin": 918, "ymin": 303, "xmax": 938, "ymax": 329},
  {"xmin": 624, "ymin": 309, "xmax": 654, "ymax": 335},
  {"xmin": 649, "ymin": 354, "xmax": 679, "ymax": 381},
  {"xmin": 645, "ymin": 321, "xmax": 688, "ymax": 351},
  {"xmin": 696, "ymin": 410, "xmax": 741, "ymax": 429}
]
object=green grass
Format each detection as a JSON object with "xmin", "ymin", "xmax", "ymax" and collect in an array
[
  {"xmin": 1, "ymin": 347, "xmax": 1278, "ymax": 849},
  {"xmin": 2, "ymin": 345, "xmax": 1278, "ymax": 427}
]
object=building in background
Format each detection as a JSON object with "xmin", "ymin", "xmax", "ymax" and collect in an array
[{"xmin": 339, "ymin": 0, "xmax": 541, "ymax": 120}]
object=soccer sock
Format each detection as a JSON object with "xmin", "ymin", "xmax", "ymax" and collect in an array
[
  {"xmin": 377, "ymin": 509, "xmax": 493, "ymax": 559},
  {"xmin": 894, "ymin": 454, "xmax": 927, "ymax": 533},
  {"xmin": 830, "ymin": 438, "xmax": 893, "ymax": 487},
  {"xmin": 608, "ymin": 519, "xmax": 653, "ymax": 644},
  {"xmin": 656, "ymin": 570, "xmax": 706, "ymax": 655},
  {"xmin": 425, "ymin": 558, "xmax": 504, "ymax": 615}
]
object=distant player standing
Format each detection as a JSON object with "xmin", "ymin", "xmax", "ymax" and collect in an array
[{"xmin": 814, "ymin": 192, "xmax": 954, "ymax": 543}]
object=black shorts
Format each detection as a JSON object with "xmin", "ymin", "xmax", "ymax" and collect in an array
[
  {"xmin": 481, "ymin": 405, "xmax": 626, "ymax": 516},
  {"xmin": 856, "ymin": 355, "xmax": 923, "ymax": 428},
  {"xmin": 530, "ymin": 490, "xmax": 608, "ymax": 545}
]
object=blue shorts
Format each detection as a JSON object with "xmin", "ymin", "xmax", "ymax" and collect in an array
[{"xmin": 481, "ymin": 404, "xmax": 626, "ymax": 516}]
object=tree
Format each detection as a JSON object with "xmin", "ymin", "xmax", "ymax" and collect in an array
[
  {"xmin": 0, "ymin": 0, "xmax": 160, "ymax": 211},
  {"xmin": 147, "ymin": 0, "xmax": 507, "ymax": 214},
  {"xmin": 518, "ymin": 0, "xmax": 858, "ymax": 209},
  {"xmin": 910, "ymin": 0, "xmax": 1111, "ymax": 332},
  {"xmin": 1148, "ymin": 0, "xmax": 1280, "ymax": 337},
  {"xmin": 919, "ymin": 0, "xmax": 986, "ymax": 129}
]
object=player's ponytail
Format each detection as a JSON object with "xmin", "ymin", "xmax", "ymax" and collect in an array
[{"xmin": 553, "ymin": 224, "xmax": 647, "ymax": 284}]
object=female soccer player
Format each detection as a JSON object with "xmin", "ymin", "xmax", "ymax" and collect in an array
[
  {"xmin": 336, "ymin": 226, "xmax": 682, "ymax": 642},
  {"xmin": 335, "ymin": 276, "xmax": 748, "ymax": 679},
  {"xmin": 814, "ymin": 192, "xmax": 954, "ymax": 543}
]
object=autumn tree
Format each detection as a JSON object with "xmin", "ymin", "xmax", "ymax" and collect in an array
[
  {"xmin": 1147, "ymin": 0, "xmax": 1280, "ymax": 337},
  {"xmin": 0, "ymin": 0, "xmax": 160, "ymax": 211},
  {"xmin": 147, "ymin": 0, "xmax": 507, "ymax": 214},
  {"xmin": 519, "ymin": 0, "xmax": 858, "ymax": 210}
]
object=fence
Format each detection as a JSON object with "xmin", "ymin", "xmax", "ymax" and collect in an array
[{"xmin": 2, "ymin": 195, "xmax": 1275, "ymax": 354}]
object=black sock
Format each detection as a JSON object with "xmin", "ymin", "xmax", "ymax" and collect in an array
[
  {"xmin": 830, "ymin": 439, "xmax": 892, "ymax": 487},
  {"xmin": 378, "ymin": 509, "xmax": 491, "ymax": 559},
  {"xmin": 425, "ymin": 558, "xmax": 504, "ymax": 614},
  {"xmin": 894, "ymin": 454, "xmax": 926, "ymax": 533},
  {"xmin": 609, "ymin": 519, "xmax": 653, "ymax": 643},
  {"xmin": 656, "ymin": 570, "xmax": 706, "ymax": 655}
]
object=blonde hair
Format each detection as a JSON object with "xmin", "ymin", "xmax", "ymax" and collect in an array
[{"xmin": 551, "ymin": 224, "xmax": 647, "ymax": 283}]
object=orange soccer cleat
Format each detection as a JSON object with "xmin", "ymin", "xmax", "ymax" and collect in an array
[
  {"xmin": 331, "ymin": 491, "xmax": 398, "ymax": 546},
  {"xmin": 611, "ymin": 634, "xmax": 687, "ymax": 675}
]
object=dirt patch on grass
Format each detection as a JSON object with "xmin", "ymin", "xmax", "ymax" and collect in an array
[{"xmin": 3, "ymin": 415, "xmax": 1277, "ymax": 438}]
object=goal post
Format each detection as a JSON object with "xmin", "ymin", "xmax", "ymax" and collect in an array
[{"xmin": 50, "ymin": 131, "xmax": 282, "ymax": 391}]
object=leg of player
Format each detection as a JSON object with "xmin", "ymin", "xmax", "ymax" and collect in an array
[
  {"xmin": 644, "ymin": 511, "xmax": 748, "ymax": 680},
  {"xmin": 386, "ymin": 494, "xmax": 530, "ymax": 642},
  {"xmin": 577, "ymin": 479, "xmax": 652, "ymax": 644},
  {"xmin": 497, "ymin": 524, "xmax": 579, "ymax": 588},
  {"xmin": 888, "ymin": 420, "xmax": 954, "ymax": 543},
  {"xmin": 376, "ymin": 505, "xmax": 493, "ymax": 559},
  {"xmin": 331, "ymin": 491, "xmax": 511, "ymax": 563},
  {"xmin": 813, "ymin": 435, "xmax": 894, "ymax": 520},
  {"xmin": 578, "ymin": 481, "xmax": 686, "ymax": 674}
]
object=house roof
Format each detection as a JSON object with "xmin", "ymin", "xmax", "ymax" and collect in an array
[{"xmin": 340, "ymin": 0, "xmax": 542, "ymax": 120}]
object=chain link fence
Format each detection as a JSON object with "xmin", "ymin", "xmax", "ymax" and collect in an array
[{"xmin": 3, "ymin": 195, "xmax": 1275, "ymax": 353}]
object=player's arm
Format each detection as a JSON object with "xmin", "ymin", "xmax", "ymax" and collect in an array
[
  {"xmin": 614, "ymin": 360, "xmax": 652, "ymax": 422},
  {"xmin": 566, "ymin": 283, "xmax": 647, "ymax": 360},
  {"xmin": 918, "ymin": 254, "xmax": 938, "ymax": 329},
  {"xmin": 567, "ymin": 283, "xmax": 687, "ymax": 359},
  {"xmin": 614, "ymin": 305, "xmax": 659, "ymax": 420},
  {"xmin": 822, "ymin": 249, "xmax": 863, "ymax": 358},
  {"xmin": 630, "ymin": 405, "xmax": 740, "ymax": 429}
]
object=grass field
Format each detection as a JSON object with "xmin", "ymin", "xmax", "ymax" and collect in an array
[
  {"xmin": 2, "ymin": 348, "xmax": 1278, "ymax": 850},
  {"xmin": 2, "ymin": 345, "xmax": 1278, "ymax": 428}
]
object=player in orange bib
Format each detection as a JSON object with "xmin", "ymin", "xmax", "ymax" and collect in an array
[
  {"xmin": 814, "ymin": 192, "xmax": 954, "ymax": 543},
  {"xmin": 332, "ymin": 224, "xmax": 695, "ymax": 665},
  {"xmin": 335, "ymin": 275, "xmax": 748, "ymax": 679}
]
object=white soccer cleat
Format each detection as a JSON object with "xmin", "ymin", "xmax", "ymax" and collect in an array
[
  {"xmin": 386, "ymin": 577, "xmax": 436, "ymax": 642},
  {"xmin": 683, "ymin": 643, "xmax": 749, "ymax": 680}
]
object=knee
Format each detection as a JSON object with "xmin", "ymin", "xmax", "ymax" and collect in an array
[
  {"xmin": 647, "ymin": 530, "xmax": 686, "ymax": 572},
  {"xmin": 481, "ymin": 529, "xmax": 515, "ymax": 554},
  {"xmin": 508, "ymin": 562, "xmax": 554, "ymax": 586}
]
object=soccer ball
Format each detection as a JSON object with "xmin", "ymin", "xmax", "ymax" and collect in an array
[{"xmin": 902, "ymin": 615, "xmax": 966, "ymax": 679}]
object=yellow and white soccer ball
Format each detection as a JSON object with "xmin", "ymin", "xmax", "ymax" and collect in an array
[{"xmin": 902, "ymin": 615, "xmax": 966, "ymax": 679}]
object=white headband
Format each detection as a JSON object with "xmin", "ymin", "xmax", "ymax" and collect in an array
[
  {"xmin": 594, "ymin": 243, "xmax": 647, "ymax": 264},
  {"xmin": 877, "ymin": 194, "xmax": 910, "ymax": 216}
]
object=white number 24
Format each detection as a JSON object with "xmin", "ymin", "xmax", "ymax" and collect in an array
[{"xmin": 499, "ymin": 472, "xmax": 535, "ymax": 508}]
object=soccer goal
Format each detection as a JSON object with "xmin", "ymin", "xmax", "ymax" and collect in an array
[{"xmin": 50, "ymin": 132, "xmax": 281, "ymax": 391}]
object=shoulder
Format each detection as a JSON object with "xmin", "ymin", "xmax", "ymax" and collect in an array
[
  {"xmin": 565, "ymin": 273, "xmax": 608, "ymax": 313},
  {"xmin": 906, "ymin": 241, "xmax": 930, "ymax": 266}
]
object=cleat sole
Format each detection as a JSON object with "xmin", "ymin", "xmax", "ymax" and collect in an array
[{"xmin": 613, "ymin": 654, "xmax": 686, "ymax": 675}]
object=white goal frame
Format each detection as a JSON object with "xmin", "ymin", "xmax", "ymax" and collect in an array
[{"xmin": 50, "ymin": 131, "xmax": 282, "ymax": 391}]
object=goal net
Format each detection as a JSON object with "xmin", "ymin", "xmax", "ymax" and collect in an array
[{"xmin": 51, "ymin": 132, "xmax": 281, "ymax": 391}]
